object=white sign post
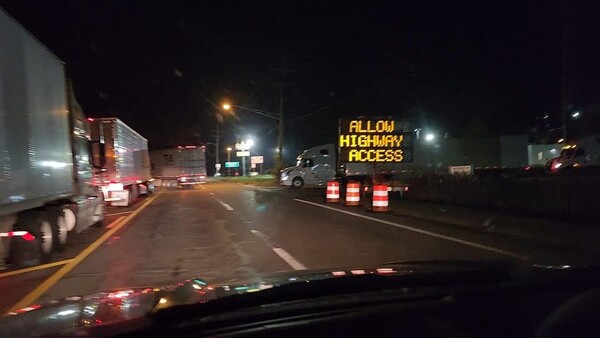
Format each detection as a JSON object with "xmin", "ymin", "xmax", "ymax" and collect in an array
[
  {"xmin": 250, "ymin": 155, "xmax": 264, "ymax": 175},
  {"xmin": 250, "ymin": 156, "xmax": 264, "ymax": 164},
  {"xmin": 235, "ymin": 141, "xmax": 253, "ymax": 176},
  {"xmin": 448, "ymin": 165, "xmax": 473, "ymax": 175}
]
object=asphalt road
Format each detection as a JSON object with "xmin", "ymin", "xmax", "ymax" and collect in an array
[{"xmin": 0, "ymin": 182, "xmax": 596, "ymax": 314}]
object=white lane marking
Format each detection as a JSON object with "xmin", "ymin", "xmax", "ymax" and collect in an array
[
  {"xmin": 214, "ymin": 197, "xmax": 234, "ymax": 211},
  {"xmin": 272, "ymin": 247, "xmax": 307, "ymax": 270},
  {"xmin": 105, "ymin": 211, "xmax": 133, "ymax": 217},
  {"xmin": 294, "ymin": 199, "xmax": 526, "ymax": 260},
  {"xmin": 250, "ymin": 229, "xmax": 307, "ymax": 270}
]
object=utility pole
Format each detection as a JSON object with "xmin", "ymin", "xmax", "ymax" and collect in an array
[
  {"xmin": 560, "ymin": 0, "xmax": 571, "ymax": 142},
  {"xmin": 211, "ymin": 120, "xmax": 220, "ymax": 176},
  {"xmin": 272, "ymin": 55, "xmax": 294, "ymax": 174},
  {"xmin": 215, "ymin": 122, "xmax": 220, "ymax": 175}
]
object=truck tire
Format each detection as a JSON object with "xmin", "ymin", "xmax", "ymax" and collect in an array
[
  {"xmin": 38, "ymin": 219, "xmax": 54, "ymax": 262},
  {"xmin": 92, "ymin": 199, "xmax": 104, "ymax": 227},
  {"xmin": 138, "ymin": 183, "xmax": 149, "ymax": 196},
  {"xmin": 124, "ymin": 186, "xmax": 133, "ymax": 207},
  {"xmin": 43, "ymin": 208, "xmax": 67, "ymax": 253},
  {"xmin": 53, "ymin": 211, "xmax": 68, "ymax": 252},
  {"xmin": 126, "ymin": 193, "xmax": 131, "ymax": 207},
  {"xmin": 292, "ymin": 177, "xmax": 304, "ymax": 188},
  {"xmin": 17, "ymin": 212, "xmax": 53, "ymax": 264},
  {"xmin": 63, "ymin": 207, "xmax": 77, "ymax": 232}
]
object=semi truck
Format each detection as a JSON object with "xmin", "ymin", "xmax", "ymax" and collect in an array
[
  {"xmin": 88, "ymin": 118, "xmax": 153, "ymax": 206},
  {"xmin": 549, "ymin": 135, "xmax": 600, "ymax": 174},
  {"xmin": 0, "ymin": 9, "xmax": 104, "ymax": 267},
  {"xmin": 150, "ymin": 146, "xmax": 207, "ymax": 187},
  {"xmin": 281, "ymin": 144, "xmax": 391, "ymax": 188}
]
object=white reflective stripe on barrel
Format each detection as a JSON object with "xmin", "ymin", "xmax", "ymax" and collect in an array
[
  {"xmin": 373, "ymin": 190, "xmax": 387, "ymax": 197},
  {"xmin": 326, "ymin": 194, "xmax": 339, "ymax": 198},
  {"xmin": 347, "ymin": 188, "xmax": 360, "ymax": 193},
  {"xmin": 372, "ymin": 201, "xmax": 388, "ymax": 207},
  {"xmin": 346, "ymin": 197, "xmax": 360, "ymax": 202}
]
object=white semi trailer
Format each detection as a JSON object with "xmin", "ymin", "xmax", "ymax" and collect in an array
[{"xmin": 0, "ymin": 9, "xmax": 104, "ymax": 268}]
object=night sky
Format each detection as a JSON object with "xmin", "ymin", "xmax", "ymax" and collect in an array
[{"xmin": 1, "ymin": 1, "xmax": 598, "ymax": 169}]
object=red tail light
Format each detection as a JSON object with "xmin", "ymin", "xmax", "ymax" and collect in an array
[{"xmin": 22, "ymin": 233, "xmax": 35, "ymax": 241}]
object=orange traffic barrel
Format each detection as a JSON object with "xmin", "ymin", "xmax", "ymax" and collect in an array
[
  {"xmin": 345, "ymin": 182, "xmax": 360, "ymax": 206},
  {"xmin": 326, "ymin": 181, "xmax": 340, "ymax": 203},
  {"xmin": 372, "ymin": 185, "xmax": 389, "ymax": 212}
]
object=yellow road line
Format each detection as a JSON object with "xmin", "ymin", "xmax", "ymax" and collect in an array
[
  {"xmin": 104, "ymin": 211, "xmax": 133, "ymax": 217},
  {"xmin": 0, "ymin": 259, "xmax": 72, "ymax": 279},
  {"xmin": 7, "ymin": 192, "xmax": 162, "ymax": 313},
  {"xmin": 105, "ymin": 216, "xmax": 126, "ymax": 229},
  {"xmin": 0, "ymin": 216, "xmax": 129, "ymax": 279}
]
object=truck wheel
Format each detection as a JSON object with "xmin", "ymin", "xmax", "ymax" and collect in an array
[
  {"xmin": 37, "ymin": 219, "xmax": 53, "ymax": 263},
  {"xmin": 54, "ymin": 213, "xmax": 68, "ymax": 251},
  {"xmin": 20, "ymin": 215, "xmax": 53, "ymax": 264},
  {"xmin": 138, "ymin": 183, "xmax": 149, "ymax": 196},
  {"xmin": 124, "ymin": 187, "xmax": 132, "ymax": 207},
  {"xmin": 44, "ymin": 208, "xmax": 67, "ymax": 253},
  {"xmin": 63, "ymin": 207, "xmax": 77, "ymax": 232},
  {"xmin": 92, "ymin": 199, "xmax": 104, "ymax": 227},
  {"xmin": 292, "ymin": 177, "xmax": 304, "ymax": 188}
]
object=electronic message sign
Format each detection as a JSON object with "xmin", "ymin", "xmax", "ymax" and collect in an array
[{"xmin": 339, "ymin": 118, "xmax": 413, "ymax": 163}]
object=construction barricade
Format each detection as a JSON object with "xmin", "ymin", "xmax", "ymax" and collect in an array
[
  {"xmin": 345, "ymin": 182, "xmax": 360, "ymax": 206},
  {"xmin": 372, "ymin": 184, "xmax": 389, "ymax": 212},
  {"xmin": 326, "ymin": 181, "xmax": 340, "ymax": 203}
]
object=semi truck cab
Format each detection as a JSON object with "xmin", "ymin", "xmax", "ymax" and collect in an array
[
  {"xmin": 280, "ymin": 144, "xmax": 337, "ymax": 188},
  {"xmin": 553, "ymin": 135, "xmax": 600, "ymax": 172}
]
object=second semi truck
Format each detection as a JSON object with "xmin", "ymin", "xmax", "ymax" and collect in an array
[
  {"xmin": 89, "ymin": 118, "xmax": 153, "ymax": 207},
  {"xmin": 150, "ymin": 146, "xmax": 207, "ymax": 187}
]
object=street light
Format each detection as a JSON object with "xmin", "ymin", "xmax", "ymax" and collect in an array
[
  {"xmin": 572, "ymin": 111, "xmax": 581, "ymax": 119},
  {"xmin": 222, "ymin": 102, "xmax": 283, "ymax": 174},
  {"xmin": 425, "ymin": 133, "xmax": 435, "ymax": 142}
]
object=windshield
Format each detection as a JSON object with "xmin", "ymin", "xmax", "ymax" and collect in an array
[
  {"xmin": 561, "ymin": 148, "xmax": 576, "ymax": 159},
  {"xmin": 1, "ymin": 1, "xmax": 600, "ymax": 333}
]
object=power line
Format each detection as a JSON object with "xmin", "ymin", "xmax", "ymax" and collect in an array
[{"xmin": 285, "ymin": 96, "xmax": 351, "ymax": 124}]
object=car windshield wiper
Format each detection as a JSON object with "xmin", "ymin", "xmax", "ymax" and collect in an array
[{"xmin": 381, "ymin": 259, "xmax": 517, "ymax": 269}]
